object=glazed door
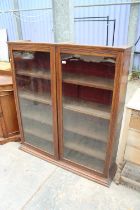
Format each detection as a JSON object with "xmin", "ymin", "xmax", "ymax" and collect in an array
[
  {"xmin": 12, "ymin": 47, "xmax": 58, "ymax": 158},
  {"xmin": 57, "ymin": 47, "xmax": 116, "ymax": 174}
]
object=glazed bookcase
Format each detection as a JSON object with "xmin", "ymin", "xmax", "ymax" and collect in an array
[{"xmin": 8, "ymin": 42, "xmax": 131, "ymax": 186}]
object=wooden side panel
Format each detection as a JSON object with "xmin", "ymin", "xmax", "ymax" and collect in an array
[
  {"xmin": 104, "ymin": 48, "xmax": 131, "ymax": 176},
  {"xmin": 129, "ymin": 110, "xmax": 140, "ymax": 131},
  {"xmin": 115, "ymin": 108, "xmax": 132, "ymax": 166},
  {"xmin": 125, "ymin": 146, "xmax": 140, "ymax": 165},
  {"xmin": 127, "ymin": 129, "xmax": 140, "ymax": 149},
  {"xmin": 0, "ymin": 100, "xmax": 3, "ymax": 137},
  {"xmin": 0, "ymin": 91, "xmax": 19, "ymax": 136},
  {"xmin": 0, "ymin": 121, "xmax": 3, "ymax": 137},
  {"xmin": 111, "ymin": 49, "xmax": 131, "ymax": 165},
  {"xmin": 0, "ymin": 96, "xmax": 7, "ymax": 137},
  {"xmin": 103, "ymin": 52, "xmax": 124, "ymax": 176}
]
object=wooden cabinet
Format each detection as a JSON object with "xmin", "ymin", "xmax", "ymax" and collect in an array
[
  {"xmin": 115, "ymin": 88, "xmax": 140, "ymax": 187},
  {"xmin": 0, "ymin": 73, "xmax": 19, "ymax": 144},
  {"xmin": 8, "ymin": 42, "xmax": 131, "ymax": 186}
]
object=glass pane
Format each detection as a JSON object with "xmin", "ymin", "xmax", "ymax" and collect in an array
[
  {"xmin": 61, "ymin": 53, "xmax": 116, "ymax": 172},
  {"xmin": 14, "ymin": 51, "xmax": 54, "ymax": 154}
]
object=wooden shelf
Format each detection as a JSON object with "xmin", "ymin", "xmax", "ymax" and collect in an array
[
  {"xmin": 63, "ymin": 73, "xmax": 114, "ymax": 91},
  {"xmin": 24, "ymin": 127, "xmax": 105, "ymax": 169},
  {"xmin": 16, "ymin": 69, "xmax": 50, "ymax": 80},
  {"xmin": 19, "ymin": 90, "xmax": 110, "ymax": 120},
  {"xmin": 22, "ymin": 109, "xmax": 106, "ymax": 161},
  {"xmin": 64, "ymin": 148, "xmax": 104, "ymax": 172},
  {"xmin": 23, "ymin": 116, "xmax": 53, "ymax": 140},
  {"xmin": 70, "ymin": 135, "xmax": 105, "ymax": 162},
  {"xmin": 25, "ymin": 131, "xmax": 53, "ymax": 154},
  {"xmin": 17, "ymin": 70, "xmax": 113, "ymax": 91},
  {"xmin": 23, "ymin": 116, "xmax": 53, "ymax": 154},
  {"xmin": 22, "ymin": 112, "xmax": 107, "ymax": 143},
  {"xmin": 19, "ymin": 90, "xmax": 52, "ymax": 105},
  {"xmin": 20, "ymin": 98, "xmax": 53, "ymax": 126},
  {"xmin": 21, "ymin": 108, "xmax": 107, "ymax": 143},
  {"xmin": 22, "ymin": 111, "xmax": 52, "ymax": 126},
  {"xmin": 21, "ymin": 103, "xmax": 106, "ymax": 168},
  {"xmin": 65, "ymin": 142, "xmax": 105, "ymax": 161},
  {"xmin": 23, "ymin": 116, "xmax": 105, "ymax": 162},
  {"xmin": 64, "ymin": 123, "xmax": 108, "ymax": 143},
  {"xmin": 63, "ymin": 97, "xmax": 111, "ymax": 120},
  {"xmin": 24, "ymin": 127, "xmax": 52, "ymax": 142},
  {"xmin": 64, "ymin": 132, "xmax": 106, "ymax": 161},
  {"xmin": 20, "ymin": 100, "xmax": 108, "ymax": 162}
]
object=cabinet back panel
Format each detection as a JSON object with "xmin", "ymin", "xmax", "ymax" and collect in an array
[
  {"xmin": 61, "ymin": 55, "xmax": 115, "ymax": 79},
  {"xmin": 62, "ymin": 83, "xmax": 113, "ymax": 105}
]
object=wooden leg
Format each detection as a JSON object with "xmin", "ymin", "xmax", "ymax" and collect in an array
[
  {"xmin": 115, "ymin": 108, "xmax": 132, "ymax": 184},
  {"xmin": 114, "ymin": 161, "xmax": 125, "ymax": 184}
]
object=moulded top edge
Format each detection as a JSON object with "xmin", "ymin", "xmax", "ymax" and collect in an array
[{"xmin": 7, "ymin": 41, "xmax": 132, "ymax": 51}]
